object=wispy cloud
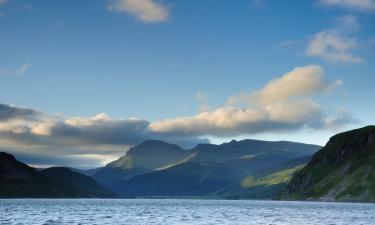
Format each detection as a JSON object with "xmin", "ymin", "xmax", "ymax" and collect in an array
[
  {"xmin": 1, "ymin": 63, "xmax": 32, "ymax": 76},
  {"xmin": 307, "ymin": 32, "xmax": 362, "ymax": 63},
  {"xmin": 250, "ymin": 0, "xmax": 266, "ymax": 8},
  {"xmin": 196, "ymin": 91, "xmax": 210, "ymax": 113},
  {"xmin": 306, "ymin": 15, "xmax": 363, "ymax": 63},
  {"xmin": 279, "ymin": 40, "xmax": 297, "ymax": 48},
  {"xmin": 14, "ymin": 63, "xmax": 32, "ymax": 76},
  {"xmin": 108, "ymin": 0, "xmax": 169, "ymax": 23},
  {"xmin": 318, "ymin": 0, "xmax": 375, "ymax": 11}
]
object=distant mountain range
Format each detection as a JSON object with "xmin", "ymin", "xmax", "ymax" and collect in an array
[
  {"xmin": 279, "ymin": 126, "xmax": 375, "ymax": 202},
  {"xmin": 4, "ymin": 126, "xmax": 375, "ymax": 201},
  {"xmin": 93, "ymin": 139, "xmax": 320, "ymax": 198},
  {"xmin": 0, "ymin": 152, "xmax": 115, "ymax": 198}
]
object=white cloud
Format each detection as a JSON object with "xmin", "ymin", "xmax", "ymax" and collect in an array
[
  {"xmin": 307, "ymin": 32, "xmax": 362, "ymax": 63},
  {"xmin": 150, "ymin": 65, "xmax": 350, "ymax": 137},
  {"xmin": 251, "ymin": 65, "xmax": 329, "ymax": 104},
  {"xmin": 227, "ymin": 65, "xmax": 341, "ymax": 106},
  {"xmin": 108, "ymin": 0, "xmax": 169, "ymax": 23},
  {"xmin": 306, "ymin": 15, "xmax": 363, "ymax": 63},
  {"xmin": 335, "ymin": 14, "xmax": 360, "ymax": 33},
  {"xmin": 318, "ymin": 0, "xmax": 375, "ymax": 11},
  {"xmin": 149, "ymin": 101, "xmax": 326, "ymax": 137}
]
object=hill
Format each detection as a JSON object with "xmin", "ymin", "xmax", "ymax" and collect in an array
[
  {"xmin": 0, "ymin": 152, "xmax": 115, "ymax": 198},
  {"xmin": 41, "ymin": 167, "xmax": 115, "ymax": 198},
  {"xmin": 279, "ymin": 126, "xmax": 375, "ymax": 202}
]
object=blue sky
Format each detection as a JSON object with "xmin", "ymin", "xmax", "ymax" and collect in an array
[{"xmin": 0, "ymin": 0, "xmax": 374, "ymax": 167}]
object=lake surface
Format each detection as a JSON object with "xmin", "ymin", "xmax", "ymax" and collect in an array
[{"xmin": 0, "ymin": 199, "xmax": 374, "ymax": 225}]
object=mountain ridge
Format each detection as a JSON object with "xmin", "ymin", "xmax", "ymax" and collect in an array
[{"xmin": 93, "ymin": 139, "xmax": 320, "ymax": 198}]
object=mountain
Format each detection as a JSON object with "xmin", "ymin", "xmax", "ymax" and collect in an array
[
  {"xmin": 217, "ymin": 156, "xmax": 311, "ymax": 199},
  {"xmin": 185, "ymin": 140, "xmax": 318, "ymax": 173},
  {"xmin": 279, "ymin": 126, "xmax": 375, "ymax": 202},
  {"xmin": 113, "ymin": 162, "xmax": 250, "ymax": 197},
  {"xmin": 94, "ymin": 140, "xmax": 189, "ymax": 188},
  {"xmin": 41, "ymin": 167, "xmax": 115, "ymax": 198},
  {"xmin": 187, "ymin": 140, "xmax": 315, "ymax": 164},
  {"xmin": 71, "ymin": 167, "xmax": 102, "ymax": 176},
  {"xmin": 94, "ymin": 139, "xmax": 320, "ymax": 198},
  {"xmin": 110, "ymin": 140, "xmax": 190, "ymax": 170},
  {"xmin": 0, "ymin": 152, "xmax": 115, "ymax": 198}
]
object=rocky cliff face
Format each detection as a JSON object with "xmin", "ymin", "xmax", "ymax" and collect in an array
[{"xmin": 279, "ymin": 126, "xmax": 375, "ymax": 202}]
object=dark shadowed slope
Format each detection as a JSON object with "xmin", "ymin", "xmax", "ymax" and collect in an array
[
  {"xmin": 41, "ymin": 167, "xmax": 115, "ymax": 198},
  {"xmin": 279, "ymin": 126, "xmax": 375, "ymax": 202},
  {"xmin": 0, "ymin": 152, "xmax": 115, "ymax": 198},
  {"xmin": 113, "ymin": 162, "xmax": 250, "ymax": 197}
]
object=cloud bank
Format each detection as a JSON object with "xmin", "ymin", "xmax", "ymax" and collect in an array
[
  {"xmin": 0, "ymin": 103, "xmax": 40, "ymax": 121},
  {"xmin": 0, "ymin": 65, "xmax": 354, "ymax": 167},
  {"xmin": 150, "ymin": 65, "xmax": 350, "ymax": 137}
]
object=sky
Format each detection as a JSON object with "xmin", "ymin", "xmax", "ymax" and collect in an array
[{"xmin": 0, "ymin": 0, "xmax": 374, "ymax": 168}]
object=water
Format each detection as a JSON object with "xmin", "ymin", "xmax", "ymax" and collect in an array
[{"xmin": 0, "ymin": 199, "xmax": 374, "ymax": 225}]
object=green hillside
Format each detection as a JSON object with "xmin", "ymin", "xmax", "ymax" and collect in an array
[{"xmin": 279, "ymin": 126, "xmax": 375, "ymax": 202}]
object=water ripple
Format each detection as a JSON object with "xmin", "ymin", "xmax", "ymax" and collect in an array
[{"xmin": 0, "ymin": 199, "xmax": 375, "ymax": 225}]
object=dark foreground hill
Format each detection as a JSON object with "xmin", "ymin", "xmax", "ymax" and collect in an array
[
  {"xmin": 41, "ymin": 167, "xmax": 115, "ymax": 198},
  {"xmin": 279, "ymin": 126, "xmax": 375, "ymax": 202},
  {"xmin": 94, "ymin": 139, "xmax": 320, "ymax": 198},
  {"xmin": 0, "ymin": 152, "xmax": 115, "ymax": 198}
]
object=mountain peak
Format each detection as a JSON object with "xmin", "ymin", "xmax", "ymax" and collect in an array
[
  {"xmin": 107, "ymin": 139, "xmax": 188, "ymax": 171},
  {"xmin": 311, "ymin": 125, "xmax": 375, "ymax": 165},
  {"xmin": 0, "ymin": 152, "xmax": 38, "ymax": 180},
  {"xmin": 128, "ymin": 140, "xmax": 184, "ymax": 154},
  {"xmin": 138, "ymin": 140, "xmax": 174, "ymax": 147},
  {"xmin": 0, "ymin": 152, "xmax": 17, "ymax": 161}
]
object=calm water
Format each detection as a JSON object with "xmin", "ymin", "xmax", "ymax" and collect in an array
[{"xmin": 0, "ymin": 199, "xmax": 374, "ymax": 225}]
